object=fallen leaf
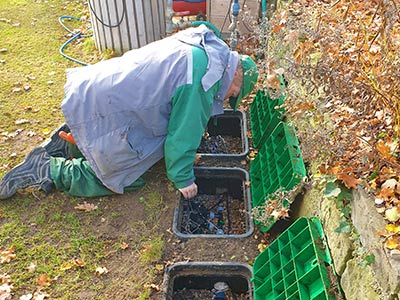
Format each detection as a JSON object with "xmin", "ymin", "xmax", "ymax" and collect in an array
[
  {"xmin": 95, "ymin": 267, "xmax": 108, "ymax": 276},
  {"xmin": 382, "ymin": 179, "xmax": 398, "ymax": 190},
  {"xmin": 42, "ymin": 128, "xmax": 50, "ymax": 135},
  {"xmin": 0, "ymin": 282, "xmax": 13, "ymax": 300},
  {"xmin": 155, "ymin": 264, "xmax": 164, "ymax": 272},
  {"xmin": 20, "ymin": 294, "xmax": 33, "ymax": 300},
  {"xmin": 273, "ymin": 23, "xmax": 284, "ymax": 33},
  {"xmin": 376, "ymin": 140, "xmax": 393, "ymax": 160},
  {"xmin": 0, "ymin": 246, "xmax": 16, "ymax": 263},
  {"xmin": 377, "ymin": 187, "xmax": 396, "ymax": 200},
  {"xmin": 36, "ymin": 274, "xmax": 52, "ymax": 287},
  {"xmin": 27, "ymin": 131, "xmax": 36, "ymax": 137},
  {"xmin": 385, "ymin": 207, "xmax": 400, "ymax": 222},
  {"xmin": 120, "ymin": 242, "xmax": 129, "ymax": 250},
  {"xmin": 60, "ymin": 262, "xmax": 73, "ymax": 271},
  {"xmin": 15, "ymin": 119, "xmax": 29, "ymax": 125},
  {"xmin": 386, "ymin": 224, "xmax": 400, "ymax": 233},
  {"xmin": 74, "ymin": 202, "xmax": 98, "ymax": 211},
  {"xmin": 248, "ymin": 152, "xmax": 256, "ymax": 158},
  {"xmin": 385, "ymin": 236, "xmax": 400, "ymax": 250},
  {"xmin": 369, "ymin": 44, "xmax": 380, "ymax": 54},
  {"xmin": 33, "ymin": 292, "xmax": 50, "ymax": 300},
  {"xmin": 73, "ymin": 258, "xmax": 85, "ymax": 267},
  {"xmin": 257, "ymin": 243, "xmax": 267, "ymax": 252},
  {"xmin": 144, "ymin": 283, "xmax": 160, "ymax": 291},
  {"xmin": 337, "ymin": 173, "xmax": 362, "ymax": 189},
  {"xmin": 27, "ymin": 262, "xmax": 36, "ymax": 272},
  {"xmin": 0, "ymin": 274, "xmax": 11, "ymax": 284},
  {"xmin": 375, "ymin": 198, "xmax": 385, "ymax": 206}
]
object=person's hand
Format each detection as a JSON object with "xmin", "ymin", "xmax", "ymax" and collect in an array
[{"xmin": 179, "ymin": 182, "xmax": 198, "ymax": 199}]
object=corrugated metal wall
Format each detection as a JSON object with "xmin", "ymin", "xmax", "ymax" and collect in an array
[{"xmin": 88, "ymin": 0, "xmax": 166, "ymax": 54}]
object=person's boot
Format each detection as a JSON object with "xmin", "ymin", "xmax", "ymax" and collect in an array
[
  {"xmin": 41, "ymin": 123, "xmax": 70, "ymax": 158},
  {"xmin": 0, "ymin": 147, "xmax": 53, "ymax": 199}
]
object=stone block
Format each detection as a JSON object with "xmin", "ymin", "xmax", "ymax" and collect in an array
[
  {"xmin": 351, "ymin": 188, "xmax": 400, "ymax": 297},
  {"xmin": 341, "ymin": 258, "xmax": 383, "ymax": 300},
  {"xmin": 320, "ymin": 199, "xmax": 353, "ymax": 276}
]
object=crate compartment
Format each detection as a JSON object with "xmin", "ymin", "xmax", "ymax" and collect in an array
[
  {"xmin": 250, "ymin": 89, "xmax": 286, "ymax": 149},
  {"xmin": 197, "ymin": 109, "xmax": 249, "ymax": 159},
  {"xmin": 252, "ymin": 217, "xmax": 343, "ymax": 300},
  {"xmin": 250, "ymin": 122, "xmax": 306, "ymax": 232},
  {"xmin": 173, "ymin": 167, "xmax": 253, "ymax": 239},
  {"xmin": 162, "ymin": 262, "xmax": 253, "ymax": 300}
]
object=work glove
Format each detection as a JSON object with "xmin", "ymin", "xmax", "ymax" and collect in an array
[{"xmin": 179, "ymin": 182, "xmax": 198, "ymax": 199}]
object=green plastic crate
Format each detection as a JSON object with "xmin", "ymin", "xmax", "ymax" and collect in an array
[
  {"xmin": 250, "ymin": 121, "xmax": 306, "ymax": 231},
  {"xmin": 250, "ymin": 85, "xmax": 286, "ymax": 149},
  {"xmin": 252, "ymin": 217, "xmax": 342, "ymax": 300}
]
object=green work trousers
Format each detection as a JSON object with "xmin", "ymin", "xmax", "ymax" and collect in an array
[{"xmin": 49, "ymin": 144, "xmax": 145, "ymax": 197}]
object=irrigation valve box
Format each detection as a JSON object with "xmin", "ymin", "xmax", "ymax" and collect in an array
[
  {"xmin": 197, "ymin": 109, "xmax": 249, "ymax": 160},
  {"xmin": 164, "ymin": 218, "xmax": 343, "ymax": 300},
  {"xmin": 173, "ymin": 167, "xmax": 253, "ymax": 239}
]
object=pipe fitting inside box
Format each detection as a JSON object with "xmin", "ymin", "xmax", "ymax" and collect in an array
[{"xmin": 173, "ymin": 167, "xmax": 253, "ymax": 239}]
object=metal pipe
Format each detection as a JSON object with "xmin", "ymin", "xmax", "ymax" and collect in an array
[
  {"xmin": 228, "ymin": 0, "xmax": 240, "ymax": 50},
  {"xmin": 261, "ymin": 0, "xmax": 267, "ymax": 19}
]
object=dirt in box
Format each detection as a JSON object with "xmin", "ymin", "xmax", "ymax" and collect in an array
[{"xmin": 197, "ymin": 134, "xmax": 242, "ymax": 154}]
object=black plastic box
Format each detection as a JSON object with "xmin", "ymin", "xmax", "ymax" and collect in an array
[
  {"xmin": 162, "ymin": 262, "xmax": 254, "ymax": 300},
  {"xmin": 197, "ymin": 109, "xmax": 249, "ymax": 160},
  {"xmin": 173, "ymin": 167, "xmax": 253, "ymax": 239}
]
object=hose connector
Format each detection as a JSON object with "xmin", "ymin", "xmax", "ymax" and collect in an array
[
  {"xmin": 232, "ymin": 0, "xmax": 240, "ymax": 17},
  {"xmin": 228, "ymin": 0, "xmax": 240, "ymax": 50}
]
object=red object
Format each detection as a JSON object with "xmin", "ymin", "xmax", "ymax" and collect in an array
[
  {"xmin": 59, "ymin": 131, "xmax": 76, "ymax": 145},
  {"xmin": 172, "ymin": 0, "xmax": 206, "ymax": 16}
]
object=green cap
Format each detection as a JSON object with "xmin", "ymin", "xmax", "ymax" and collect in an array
[{"xmin": 229, "ymin": 54, "xmax": 259, "ymax": 110}]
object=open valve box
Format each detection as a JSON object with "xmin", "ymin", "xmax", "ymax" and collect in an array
[
  {"xmin": 196, "ymin": 109, "xmax": 249, "ymax": 160},
  {"xmin": 164, "ymin": 217, "xmax": 343, "ymax": 300},
  {"xmin": 173, "ymin": 166, "xmax": 253, "ymax": 239}
]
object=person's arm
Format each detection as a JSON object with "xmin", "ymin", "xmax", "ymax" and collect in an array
[
  {"xmin": 164, "ymin": 82, "xmax": 216, "ymax": 192},
  {"xmin": 164, "ymin": 48, "xmax": 220, "ymax": 198}
]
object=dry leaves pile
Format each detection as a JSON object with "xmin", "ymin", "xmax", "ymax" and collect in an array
[
  {"xmin": 240, "ymin": 0, "xmax": 400, "ymax": 250},
  {"xmin": 287, "ymin": 0, "xmax": 399, "ymax": 249}
]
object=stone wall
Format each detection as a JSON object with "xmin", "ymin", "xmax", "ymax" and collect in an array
[{"xmin": 291, "ymin": 185, "xmax": 400, "ymax": 300}]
